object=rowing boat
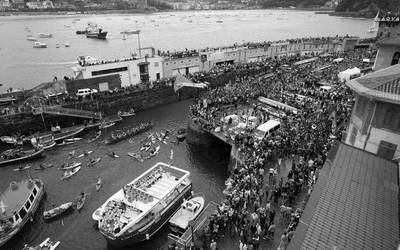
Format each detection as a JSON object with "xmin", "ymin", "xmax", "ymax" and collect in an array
[
  {"xmin": 61, "ymin": 166, "xmax": 81, "ymax": 180},
  {"xmin": 13, "ymin": 164, "xmax": 32, "ymax": 171},
  {"xmin": 43, "ymin": 202, "xmax": 73, "ymax": 220},
  {"xmin": 59, "ymin": 162, "xmax": 81, "ymax": 170},
  {"xmin": 96, "ymin": 178, "xmax": 102, "ymax": 191},
  {"xmin": 87, "ymin": 157, "xmax": 101, "ymax": 167},
  {"xmin": 76, "ymin": 193, "xmax": 86, "ymax": 211}
]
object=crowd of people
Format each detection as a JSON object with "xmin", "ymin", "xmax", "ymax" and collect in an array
[{"xmin": 185, "ymin": 46, "xmax": 376, "ymax": 250}]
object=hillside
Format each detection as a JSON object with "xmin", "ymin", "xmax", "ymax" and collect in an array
[
  {"xmin": 261, "ymin": 0, "xmax": 327, "ymax": 9},
  {"xmin": 335, "ymin": 0, "xmax": 400, "ymax": 17}
]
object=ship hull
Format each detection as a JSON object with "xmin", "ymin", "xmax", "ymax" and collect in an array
[{"xmin": 102, "ymin": 184, "xmax": 192, "ymax": 247}]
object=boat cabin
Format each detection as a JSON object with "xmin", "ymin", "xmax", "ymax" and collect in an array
[
  {"xmin": 181, "ymin": 199, "xmax": 200, "ymax": 214},
  {"xmin": 0, "ymin": 179, "xmax": 43, "ymax": 235}
]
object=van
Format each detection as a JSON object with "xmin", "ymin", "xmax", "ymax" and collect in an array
[
  {"xmin": 254, "ymin": 120, "xmax": 281, "ymax": 140},
  {"xmin": 76, "ymin": 88, "xmax": 97, "ymax": 97}
]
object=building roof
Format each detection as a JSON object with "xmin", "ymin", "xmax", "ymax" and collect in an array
[
  {"xmin": 0, "ymin": 180, "xmax": 34, "ymax": 218},
  {"xmin": 288, "ymin": 142, "xmax": 399, "ymax": 250},
  {"xmin": 346, "ymin": 64, "xmax": 400, "ymax": 104}
]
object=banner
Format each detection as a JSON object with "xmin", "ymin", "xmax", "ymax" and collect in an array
[{"xmin": 174, "ymin": 74, "xmax": 208, "ymax": 92}]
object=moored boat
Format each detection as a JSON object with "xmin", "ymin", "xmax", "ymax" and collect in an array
[
  {"xmin": 22, "ymin": 237, "xmax": 60, "ymax": 250},
  {"xmin": 104, "ymin": 121, "xmax": 153, "ymax": 145},
  {"xmin": 169, "ymin": 196, "xmax": 205, "ymax": 234},
  {"xmin": 0, "ymin": 148, "xmax": 43, "ymax": 167},
  {"xmin": 0, "ymin": 179, "xmax": 45, "ymax": 247},
  {"xmin": 94, "ymin": 162, "xmax": 192, "ymax": 247},
  {"xmin": 43, "ymin": 202, "xmax": 73, "ymax": 220}
]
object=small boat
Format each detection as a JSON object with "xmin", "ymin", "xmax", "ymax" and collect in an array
[
  {"xmin": 120, "ymin": 29, "xmax": 140, "ymax": 35},
  {"xmin": 13, "ymin": 164, "xmax": 32, "ymax": 171},
  {"xmin": 95, "ymin": 178, "xmax": 102, "ymax": 191},
  {"xmin": 118, "ymin": 109, "xmax": 136, "ymax": 118},
  {"xmin": 56, "ymin": 43, "xmax": 60, "ymax": 48},
  {"xmin": 0, "ymin": 136, "xmax": 18, "ymax": 145},
  {"xmin": 65, "ymin": 42, "xmax": 70, "ymax": 47},
  {"xmin": 86, "ymin": 28, "xmax": 107, "ymax": 40},
  {"xmin": 22, "ymin": 238, "xmax": 60, "ymax": 250},
  {"xmin": 216, "ymin": 20, "xmax": 223, "ymax": 23},
  {"xmin": 43, "ymin": 202, "xmax": 73, "ymax": 220},
  {"xmin": 35, "ymin": 163, "xmax": 54, "ymax": 170},
  {"xmin": 61, "ymin": 166, "xmax": 81, "ymax": 180},
  {"xmin": 169, "ymin": 196, "xmax": 205, "ymax": 234},
  {"xmin": 60, "ymin": 162, "xmax": 81, "ymax": 170},
  {"xmin": 78, "ymin": 150, "xmax": 93, "ymax": 158},
  {"xmin": 176, "ymin": 128, "xmax": 186, "ymax": 141},
  {"xmin": 107, "ymin": 152, "xmax": 119, "ymax": 159},
  {"xmin": 104, "ymin": 121, "xmax": 153, "ymax": 145},
  {"xmin": 53, "ymin": 127, "xmax": 84, "ymax": 143},
  {"xmin": 38, "ymin": 33, "xmax": 53, "ymax": 38},
  {"xmin": 0, "ymin": 148, "xmax": 44, "ymax": 167},
  {"xmin": 76, "ymin": 193, "xmax": 86, "ymax": 211},
  {"xmin": 127, "ymin": 152, "xmax": 143, "ymax": 162},
  {"xmin": 33, "ymin": 42, "xmax": 47, "ymax": 48},
  {"xmin": 87, "ymin": 157, "xmax": 101, "ymax": 167},
  {"xmin": 26, "ymin": 36, "xmax": 38, "ymax": 41},
  {"xmin": 99, "ymin": 122, "xmax": 115, "ymax": 130},
  {"xmin": 64, "ymin": 138, "xmax": 82, "ymax": 143}
]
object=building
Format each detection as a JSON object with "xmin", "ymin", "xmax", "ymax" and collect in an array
[
  {"xmin": 344, "ymin": 64, "xmax": 400, "ymax": 160},
  {"xmin": 26, "ymin": 0, "xmax": 54, "ymax": 9},
  {"xmin": 344, "ymin": 13, "xmax": 400, "ymax": 160},
  {"xmin": 0, "ymin": 0, "xmax": 10, "ymax": 10},
  {"xmin": 72, "ymin": 48, "xmax": 163, "ymax": 87},
  {"xmin": 374, "ymin": 14, "xmax": 400, "ymax": 71},
  {"xmin": 287, "ymin": 142, "xmax": 399, "ymax": 250}
]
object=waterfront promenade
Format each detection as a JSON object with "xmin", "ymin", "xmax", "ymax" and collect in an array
[{"xmin": 186, "ymin": 46, "xmax": 373, "ymax": 250}]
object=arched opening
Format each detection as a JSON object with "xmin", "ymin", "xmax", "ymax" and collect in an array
[{"xmin": 391, "ymin": 52, "xmax": 400, "ymax": 65}]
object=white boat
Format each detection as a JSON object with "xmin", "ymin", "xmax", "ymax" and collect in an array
[
  {"xmin": 93, "ymin": 162, "xmax": 192, "ymax": 247},
  {"xmin": 169, "ymin": 196, "xmax": 205, "ymax": 234},
  {"xmin": 43, "ymin": 202, "xmax": 73, "ymax": 220},
  {"xmin": 38, "ymin": 33, "xmax": 53, "ymax": 38},
  {"xmin": 78, "ymin": 150, "xmax": 93, "ymax": 158},
  {"xmin": 60, "ymin": 162, "xmax": 81, "ymax": 170},
  {"xmin": 23, "ymin": 237, "xmax": 60, "ymax": 250},
  {"xmin": 65, "ymin": 42, "xmax": 70, "ymax": 47},
  {"xmin": 27, "ymin": 36, "xmax": 38, "ymax": 41},
  {"xmin": 64, "ymin": 138, "xmax": 82, "ymax": 143},
  {"xmin": 0, "ymin": 136, "xmax": 17, "ymax": 145},
  {"xmin": 368, "ymin": 11, "xmax": 379, "ymax": 33},
  {"xmin": 33, "ymin": 42, "xmax": 47, "ymax": 48},
  {"xmin": 61, "ymin": 166, "xmax": 81, "ymax": 180}
]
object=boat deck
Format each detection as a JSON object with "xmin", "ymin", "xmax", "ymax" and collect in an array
[{"xmin": 168, "ymin": 201, "xmax": 218, "ymax": 247}]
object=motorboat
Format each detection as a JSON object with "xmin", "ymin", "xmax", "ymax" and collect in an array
[
  {"xmin": 64, "ymin": 138, "xmax": 82, "ymax": 143},
  {"xmin": 93, "ymin": 162, "xmax": 192, "ymax": 247},
  {"xmin": 169, "ymin": 196, "xmax": 205, "ymax": 234},
  {"xmin": 0, "ymin": 148, "xmax": 44, "ymax": 167},
  {"xmin": 107, "ymin": 152, "xmax": 119, "ymax": 159},
  {"xmin": 61, "ymin": 166, "xmax": 81, "ymax": 180},
  {"xmin": 38, "ymin": 33, "xmax": 53, "ymax": 38},
  {"xmin": 53, "ymin": 126, "xmax": 84, "ymax": 143},
  {"xmin": 43, "ymin": 202, "xmax": 73, "ymax": 220},
  {"xmin": 22, "ymin": 237, "xmax": 60, "ymax": 250},
  {"xmin": 33, "ymin": 42, "xmax": 48, "ymax": 48},
  {"xmin": 176, "ymin": 128, "xmax": 186, "ymax": 141},
  {"xmin": 0, "ymin": 179, "xmax": 45, "ymax": 247}
]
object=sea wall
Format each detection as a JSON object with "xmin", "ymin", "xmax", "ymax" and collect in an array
[{"xmin": 186, "ymin": 117, "xmax": 215, "ymax": 146}]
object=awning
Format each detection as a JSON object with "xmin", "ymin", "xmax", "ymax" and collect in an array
[{"xmin": 174, "ymin": 74, "xmax": 208, "ymax": 92}]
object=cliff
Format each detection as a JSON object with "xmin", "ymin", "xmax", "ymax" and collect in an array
[{"xmin": 261, "ymin": 0, "xmax": 327, "ymax": 9}]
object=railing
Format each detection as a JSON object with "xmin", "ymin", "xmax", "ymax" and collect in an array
[{"xmin": 32, "ymin": 105, "xmax": 101, "ymax": 119}]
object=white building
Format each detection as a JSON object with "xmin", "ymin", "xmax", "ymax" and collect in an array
[{"xmin": 72, "ymin": 48, "xmax": 163, "ymax": 87}]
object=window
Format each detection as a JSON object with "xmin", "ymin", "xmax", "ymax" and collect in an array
[
  {"xmin": 377, "ymin": 140, "xmax": 397, "ymax": 160},
  {"xmin": 91, "ymin": 67, "xmax": 128, "ymax": 76},
  {"xmin": 32, "ymin": 188, "xmax": 37, "ymax": 195},
  {"xmin": 19, "ymin": 208, "xmax": 27, "ymax": 219},
  {"xmin": 154, "ymin": 62, "xmax": 159, "ymax": 67},
  {"xmin": 25, "ymin": 201, "xmax": 31, "ymax": 210},
  {"xmin": 29, "ymin": 194, "xmax": 34, "ymax": 203},
  {"xmin": 391, "ymin": 52, "xmax": 400, "ymax": 65}
]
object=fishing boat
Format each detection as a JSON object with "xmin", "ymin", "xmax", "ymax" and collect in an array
[
  {"xmin": 104, "ymin": 121, "xmax": 153, "ymax": 145},
  {"xmin": 22, "ymin": 237, "xmax": 60, "ymax": 250},
  {"xmin": 169, "ymin": 196, "xmax": 205, "ymax": 234},
  {"xmin": 127, "ymin": 152, "xmax": 144, "ymax": 162},
  {"xmin": 0, "ymin": 179, "xmax": 45, "ymax": 247},
  {"xmin": 76, "ymin": 193, "xmax": 86, "ymax": 211},
  {"xmin": 87, "ymin": 157, "xmax": 101, "ymax": 167},
  {"xmin": 38, "ymin": 33, "xmax": 53, "ymax": 38},
  {"xmin": 118, "ymin": 109, "xmax": 136, "ymax": 118},
  {"xmin": 60, "ymin": 162, "xmax": 81, "ymax": 170},
  {"xmin": 61, "ymin": 166, "xmax": 81, "ymax": 180},
  {"xmin": 43, "ymin": 202, "xmax": 73, "ymax": 220},
  {"xmin": 33, "ymin": 42, "xmax": 48, "ymax": 48},
  {"xmin": 96, "ymin": 179, "xmax": 102, "ymax": 191},
  {"xmin": 99, "ymin": 122, "xmax": 115, "ymax": 130},
  {"xmin": 0, "ymin": 148, "xmax": 44, "ymax": 167},
  {"xmin": 94, "ymin": 162, "xmax": 192, "ymax": 247},
  {"xmin": 35, "ymin": 163, "xmax": 54, "ymax": 170},
  {"xmin": 368, "ymin": 11, "xmax": 379, "ymax": 33}
]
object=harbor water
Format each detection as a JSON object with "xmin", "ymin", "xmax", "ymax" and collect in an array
[
  {"xmin": 0, "ymin": 9, "xmax": 374, "ymax": 89},
  {"xmin": 0, "ymin": 99, "xmax": 231, "ymax": 250}
]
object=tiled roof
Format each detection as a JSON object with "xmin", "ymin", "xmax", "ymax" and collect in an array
[{"xmin": 287, "ymin": 142, "xmax": 399, "ymax": 250}]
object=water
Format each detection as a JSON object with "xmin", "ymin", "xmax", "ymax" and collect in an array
[
  {"xmin": 0, "ymin": 99, "xmax": 230, "ymax": 250},
  {"xmin": 0, "ymin": 10, "xmax": 374, "ymax": 89}
]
